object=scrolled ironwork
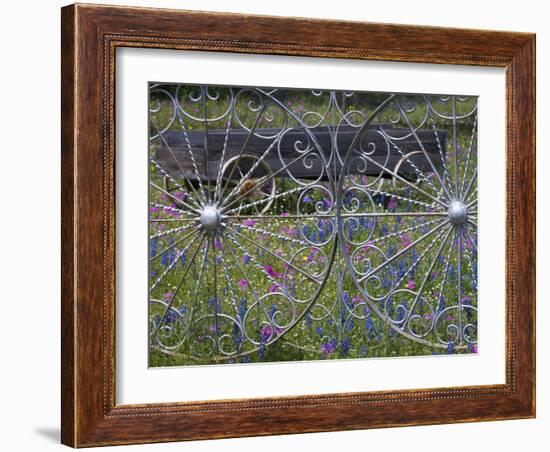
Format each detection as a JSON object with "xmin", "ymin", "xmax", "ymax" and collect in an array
[{"xmin": 148, "ymin": 84, "xmax": 478, "ymax": 365}]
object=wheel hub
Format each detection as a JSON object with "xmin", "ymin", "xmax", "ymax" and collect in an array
[
  {"xmin": 447, "ymin": 201, "xmax": 468, "ymax": 225},
  {"xmin": 199, "ymin": 205, "xmax": 222, "ymax": 231}
]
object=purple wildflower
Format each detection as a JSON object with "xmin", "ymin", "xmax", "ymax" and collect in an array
[{"xmin": 238, "ymin": 279, "xmax": 248, "ymax": 291}]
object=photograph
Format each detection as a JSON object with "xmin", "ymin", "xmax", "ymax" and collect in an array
[{"xmin": 148, "ymin": 84, "xmax": 479, "ymax": 367}]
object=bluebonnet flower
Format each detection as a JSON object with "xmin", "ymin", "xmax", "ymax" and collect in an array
[
  {"xmin": 320, "ymin": 338, "xmax": 337, "ymax": 356},
  {"xmin": 269, "ymin": 303, "xmax": 276, "ymax": 320},
  {"xmin": 150, "ymin": 238, "xmax": 157, "ymax": 258},
  {"xmin": 365, "ymin": 318, "xmax": 374, "ymax": 334},
  {"xmin": 161, "ymin": 251, "xmax": 169, "ymax": 267},
  {"xmin": 398, "ymin": 260, "xmax": 406, "ymax": 279},
  {"xmin": 164, "ymin": 309, "xmax": 178, "ymax": 324},
  {"xmin": 237, "ymin": 297, "xmax": 247, "ymax": 322},
  {"xmin": 168, "ymin": 239, "xmax": 175, "ymax": 262},
  {"xmin": 341, "ymin": 337, "xmax": 350, "ymax": 356}
]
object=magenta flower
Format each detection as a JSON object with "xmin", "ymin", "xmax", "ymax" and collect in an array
[
  {"xmin": 387, "ymin": 195, "xmax": 398, "ymax": 210},
  {"xmin": 280, "ymin": 211, "xmax": 290, "ymax": 217},
  {"xmin": 352, "ymin": 295, "xmax": 364, "ymax": 304},
  {"xmin": 401, "ymin": 233, "xmax": 412, "ymax": 248},
  {"xmin": 260, "ymin": 324, "xmax": 273, "ymax": 341},
  {"xmin": 263, "ymin": 265, "xmax": 277, "ymax": 278},
  {"xmin": 238, "ymin": 279, "xmax": 248, "ymax": 291},
  {"xmin": 163, "ymin": 292, "xmax": 174, "ymax": 301},
  {"xmin": 407, "ymin": 279, "xmax": 416, "ymax": 290},
  {"xmin": 243, "ymin": 218, "xmax": 256, "ymax": 227}
]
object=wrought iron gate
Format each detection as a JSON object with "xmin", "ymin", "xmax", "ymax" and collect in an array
[{"xmin": 148, "ymin": 85, "xmax": 478, "ymax": 365}]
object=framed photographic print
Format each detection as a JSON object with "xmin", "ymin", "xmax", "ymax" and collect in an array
[{"xmin": 61, "ymin": 3, "xmax": 536, "ymax": 447}]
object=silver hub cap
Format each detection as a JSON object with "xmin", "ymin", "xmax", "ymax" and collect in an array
[
  {"xmin": 199, "ymin": 205, "xmax": 222, "ymax": 231},
  {"xmin": 447, "ymin": 201, "xmax": 468, "ymax": 225}
]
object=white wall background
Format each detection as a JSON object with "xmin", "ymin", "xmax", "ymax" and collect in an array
[{"xmin": 0, "ymin": 1, "xmax": 545, "ymax": 451}]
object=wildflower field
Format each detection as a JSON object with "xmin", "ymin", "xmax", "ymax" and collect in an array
[{"xmin": 148, "ymin": 85, "xmax": 478, "ymax": 367}]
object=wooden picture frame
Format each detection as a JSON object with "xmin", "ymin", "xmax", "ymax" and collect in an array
[{"xmin": 61, "ymin": 3, "xmax": 536, "ymax": 447}]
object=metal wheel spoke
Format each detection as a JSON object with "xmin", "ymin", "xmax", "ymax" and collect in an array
[
  {"xmin": 224, "ymin": 214, "xmax": 335, "ymax": 220},
  {"xmin": 366, "ymin": 217, "xmax": 447, "ymax": 245},
  {"xmin": 173, "ymin": 114, "xmax": 210, "ymax": 203},
  {"xmin": 393, "ymin": 225, "xmax": 449, "ymax": 289},
  {"xmin": 202, "ymin": 87, "xmax": 213, "ymax": 203},
  {"xmin": 151, "ymin": 233, "xmax": 206, "ymax": 340},
  {"xmin": 452, "ymin": 96, "xmax": 460, "ymax": 197},
  {"xmin": 459, "ymin": 113, "xmax": 478, "ymax": 198},
  {"xmin": 366, "ymin": 187, "xmax": 442, "ymax": 211},
  {"xmin": 150, "ymin": 218, "xmax": 198, "ymax": 223},
  {"xmin": 210, "ymin": 236, "xmax": 220, "ymax": 352},
  {"xmin": 435, "ymin": 228, "xmax": 459, "ymax": 309},
  {"xmin": 237, "ymin": 222, "xmax": 308, "ymax": 247},
  {"xmin": 225, "ymin": 227, "xmax": 321, "ymax": 284},
  {"xmin": 214, "ymin": 112, "xmax": 234, "ymax": 203},
  {"xmin": 222, "ymin": 235, "xmax": 276, "ymax": 328},
  {"xmin": 149, "ymin": 223, "xmax": 195, "ymax": 240},
  {"xmin": 358, "ymin": 152, "xmax": 449, "ymax": 210},
  {"xmin": 149, "ymin": 236, "xmax": 200, "ymax": 292},
  {"xmin": 358, "ymin": 219, "xmax": 448, "ymax": 283},
  {"xmin": 383, "ymin": 134, "xmax": 447, "ymax": 201},
  {"xmin": 150, "ymin": 158, "xmax": 201, "ymax": 210},
  {"xmin": 224, "ymin": 233, "xmax": 284, "ymax": 291},
  {"xmin": 218, "ymin": 244, "xmax": 243, "ymax": 313},
  {"xmin": 223, "ymin": 185, "xmax": 304, "ymax": 215},
  {"xmin": 218, "ymin": 104, "xmax": 267, "ymax": 202},
  {"xmin": 220, "ymin": 135, "xmax": 282, "ymax": 208},
  {"xmin": 397, "ymin": 101, "xmax": 454, "ymax": 201},
  {"xmin": 401, "ymin": 225, "xmax": 454, "ymax": 328},
  {"xmin": 150, "ymin": 227, "xmax": 199, "ymax": 262},
  {"xmin": 463, "ymin": 223, "xmax": 478, "ymax": 254},
  {"xmin": 149, "ymin": 202, "xmax": 192, "ymax": 218},
  {"xmin": 150, "ymin": 118, "xmax": 206, "ymax": 205},
  {"xmin": 457, "ymin": 225, "xmax": 464, "ymax": 343},
  {"xmin": 462, "ymin": 168, "xmax": 477, "ymax": 203},
  {"xmin": 221, "ymin": 150, "xmax": 322, "ymax": 212},
  {"xmin": 340, "ymin": 212, "xmax": 446, "ymax": 218},
  {"xmin": 150, "ymin": 182, "xmax": 202, "ymax": 214},
  {"xmin": 430, "ymin": 116, "xmax": 452, "ymax": 190}
]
